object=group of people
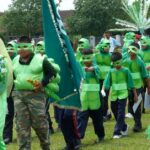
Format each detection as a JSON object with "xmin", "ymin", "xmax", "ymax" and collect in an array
[{"xmin": 0, "ymin": 30, "xmax": 150, "ymax": 150}]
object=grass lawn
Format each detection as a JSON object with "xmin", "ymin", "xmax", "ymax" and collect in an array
[{"xmin": 7, "ymin": 109, "xmax": 150, "ymax": 150}]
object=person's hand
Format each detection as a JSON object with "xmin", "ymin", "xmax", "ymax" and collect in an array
[
  {"xmin": 27, "ymin": 80, "xmax": 42, "ymax": 92},
  {"xmin": 147, "ymin": 87, "xmax": 150, "ymax": 95},
  {"xmin": 134, "ymin": 93, "xmax": 138, "ymax": 103},
  {"xmin": 85, "ymin": 67, "xmax": 94, "ymax": 72},
  {"xmin": 33, "ymin": 81, "xmax": 43, "ymax": 92},
  {"xmin": 101, "ymin": 89, "xmax": 106, "ymax": 97},
  {"xmin": 146, "ymin": 66, "xmax": 150, "ymax": 70}
]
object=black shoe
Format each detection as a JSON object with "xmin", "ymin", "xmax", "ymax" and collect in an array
[
  {"xmin": 49, "ymin": 128, "xmax": 54, "ymax": 135},
  {"xmin": 103, "ymin": 113, "xmax": 112, "ymax": 122},
  {"xmin": 133, "ymin": 126, "xmax": 142, "ymax": 132},
  {"xmin": 4, "ymin": 138, "xmax": 12, "ymax": 145},
  {"xmin": 74, "ymin": 139, "xmax": 81, "ymax": 150},
  {"xmin": 98, "ymin": 137, "xmax": 104, "ymax": 142}
]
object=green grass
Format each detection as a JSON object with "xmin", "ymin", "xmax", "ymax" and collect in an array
[{"xmin": 7, "ymin": 109, "xmax": 150, "ymax": 150}]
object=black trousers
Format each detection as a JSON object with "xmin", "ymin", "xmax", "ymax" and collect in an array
[
  {"xmin": 60, "ymin": 109, "xmax": 80, "ymax": 150},
  {"xmin": 111, "ymin": 99, "xmax": 127, "ymax": 135},
  {"xmin": 99, "ymin": 80, "xmax": 109, "ymax": 117},
  {"xmin": 3, "ymin": 96, "xmax": 14, "ymax": 140},
  {"xmin": 128, "ymin": 88, "xmax": 143, "ymax": 128},
  {"xmin": 45, "ymin": 99, "xmax": 53, "ymax": 130},
  {"xmin": 77, "ymin": 108, "xmax": 105, "ymax": 139}
]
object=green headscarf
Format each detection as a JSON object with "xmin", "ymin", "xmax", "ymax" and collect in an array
[
  {"xmin": 35, "ymin": 41, "xmax": 45, "ymax": 53},
  {"xmin": 140, "ymin": 36, "xmax": 150, "ymax": 47},
  {"xmin": 96, "ymin": 39, "xmax": 110, "ymax": 52}
]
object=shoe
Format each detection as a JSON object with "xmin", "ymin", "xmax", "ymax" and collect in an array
[
  {"xmin": 121, "ymin": 125, "xmax": 129, "ymax": 136},
  {"xmin": 74, "ymin": 139, "xmax": 81, "ymax": 150},
  {"xmin": 133, "ymin": 126, "xmax": 142, "ymax": 132},
  {"xmin": 113, "ymin": 134, "xmax": 122, "ymax": 139},
  {"xmin": 49, "ymin": 128, "xmax": 54, "ymax": 135},
  {"xmin": 98, "ymin": 137, "xmax": 104, "ymax": 142},
  {"xmin": 103, "ymin": 113, "xmax": 112, "ymax": 122},
  {"xmin": 125, "ymin": 113, "xmax": 133, "ymax": 119},
  {"xmin": 4, "ymin": 138, "xmax": 12, "ymax": 145}
]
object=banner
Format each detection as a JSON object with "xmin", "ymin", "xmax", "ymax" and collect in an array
[{"xmin": 41, "ymin": 0, "xmax": 82, "ymax": 109}]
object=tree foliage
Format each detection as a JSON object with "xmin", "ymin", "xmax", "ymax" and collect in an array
[
  {"xmin": 111, "ymin": 0, "xmax": 150, "ymax": 34},
  {"xmin": 67, "ymin": 0, "xmax": 123, "ymax": 36},
  {"xmin": 2, "ymin": 0, "xmax": 42, "ymax": 36}
]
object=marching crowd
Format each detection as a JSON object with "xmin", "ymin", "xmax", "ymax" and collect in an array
[{"xmin": 0, "ymin": 31, "xmax": 150, "ymax": 150}]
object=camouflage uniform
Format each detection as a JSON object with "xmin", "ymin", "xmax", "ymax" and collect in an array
[{"xmin": 12, "ymin": 90, "xmax": 50, "ymax": 150}]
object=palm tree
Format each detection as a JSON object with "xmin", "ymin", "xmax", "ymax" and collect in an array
[{"xmin": 110, "ymin": 0, "xmax": 150, "ymax": 34}]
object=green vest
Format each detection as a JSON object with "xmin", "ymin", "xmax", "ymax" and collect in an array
[
  {"xmin": 128, "ymin": 59, "xmax": 143, "ymax": 88},
  {"xmin": 110, "ymin": 68, "xmax": 128, "ymax": 101},
  {"xmin": 141, "ymin": 49, "xmax": 150, "ymax": 78},
  {"xmin": 95, "ymin": 53, "xmax": 111, "ymax": 80},
  {"xmin": 13, "ymin": 54, "xmax": 44, "ymax": 90},
  {"xmin": 80, "ymin": 71, "xmax": 101, "ymax": 111}
]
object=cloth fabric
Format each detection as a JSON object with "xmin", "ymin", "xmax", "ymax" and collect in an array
[
  {"xmin": 103, "ymin": 67, "xmax": 134, "ymax": 101},
  {"xmin": 12, "ymin": 91, "xmax": 50, "ymax": 150},
  {"xmin": 77, "ymin": 108, "xmax": 105, "ymax": 139},
  {"xmin": 111, "ymin": 98, "xmax": 127, "ymax": 135},
  {"xmin": 0, "ymin": 91, "xmax": 7, "ymax": 150},
  {"xmin": 3, "ymin": 96, "xmax": 14, "ymax": 141},
  {"xmin": 128, "ymin": 88, "xmax": 143, "ymax": 128}
]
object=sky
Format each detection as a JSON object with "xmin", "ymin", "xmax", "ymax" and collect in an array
[{"xmin": 0, "ymin": 0, "xmax": 74, "ymax": 12}]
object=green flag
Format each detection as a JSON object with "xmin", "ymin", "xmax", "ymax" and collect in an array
[{"xmin": 41, "ymin": 0, "xmax": 82, "ymax": 109}]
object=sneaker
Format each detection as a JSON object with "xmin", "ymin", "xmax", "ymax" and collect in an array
[
  {"xmin": 113, "ymin": 134, "xmax": 122, "ymax": 139},
  {"xmin": 125, "ymin": 113, "xmax": 133, "ymax": 119},
  {"xmin": 121, "ymin": 125, "xmax": 129, "ymax": 136},
  {"xmin": 4, "ymin": 138, "xmax": 12, "ymax": 145}
]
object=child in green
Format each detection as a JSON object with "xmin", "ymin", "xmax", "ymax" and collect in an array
[
  {"xmin": 103, "ymin": 52, "xmax": 137, "ymax": 139},
  {"xmin": 77, "ymin": 48, "xmax": 105, "ymax": 142},
  {"xmin": 139, "ymin": 36, "xmax": 150, "ymax": 78},
  {"xmin": 94, "ymin": 39, "xmax": 112, "ymax": 121},
  {"xmin": 124, "ymin": 42, "xmax": 150, "ymax": 132}
]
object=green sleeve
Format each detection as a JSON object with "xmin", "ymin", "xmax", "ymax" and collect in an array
[
  {"xmin": 93, "ymin": 55, "xmax": 100, "ymax": 79},
  {"xmin": 140, "ymin": 59, "xmax": 148, "ymax": 78},
  {"xmin": 103, "ymin": 70, "xmax": 111, "ymax": 90},
  {"xmin": 126, "ymin": 69, "xmax": 134, "ymax": 89}
]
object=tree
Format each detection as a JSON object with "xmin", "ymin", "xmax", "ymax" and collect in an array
[
  {"xmin": 111, "ymin": 0, "xmax": 150, "ymax": 34},
  {"xmin": 66, "ymin": 0, "xmax": 123, "ymax": 36},
  {"xmin": 2, "ymin": 0, "xmax": 42, "ymax": 36}
]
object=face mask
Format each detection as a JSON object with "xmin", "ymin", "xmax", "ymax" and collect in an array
[
  {"xmin": 17, "ymin": 43, "xmax": 33, "ymax": 51},
  {"xmin": 35, "ymin": 45, "xmax": 45, "ymax": 53},
  {"xmin": 127, "ymin": 46, "xmax": 138, "ymax": 54},
  {"xmin": 113, "ymin": 59, "xmax": 122, "ymax": 67},
  {"xmin": 140, "ymin": 40, "xmax": 148, "ymax": 46}
]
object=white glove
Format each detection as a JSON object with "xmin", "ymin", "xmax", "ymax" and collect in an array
[{"xmin": 101, "ymin": 89, "xmax": 106, "ymax": 97}]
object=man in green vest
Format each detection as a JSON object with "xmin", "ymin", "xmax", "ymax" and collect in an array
[
  {"xmin": 103, "ymin": 52, "xmax": 137, "ymax": 139},
  {"xmin": 12, "ymin": 36, "xmax": 56, "ymax": 150}
]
